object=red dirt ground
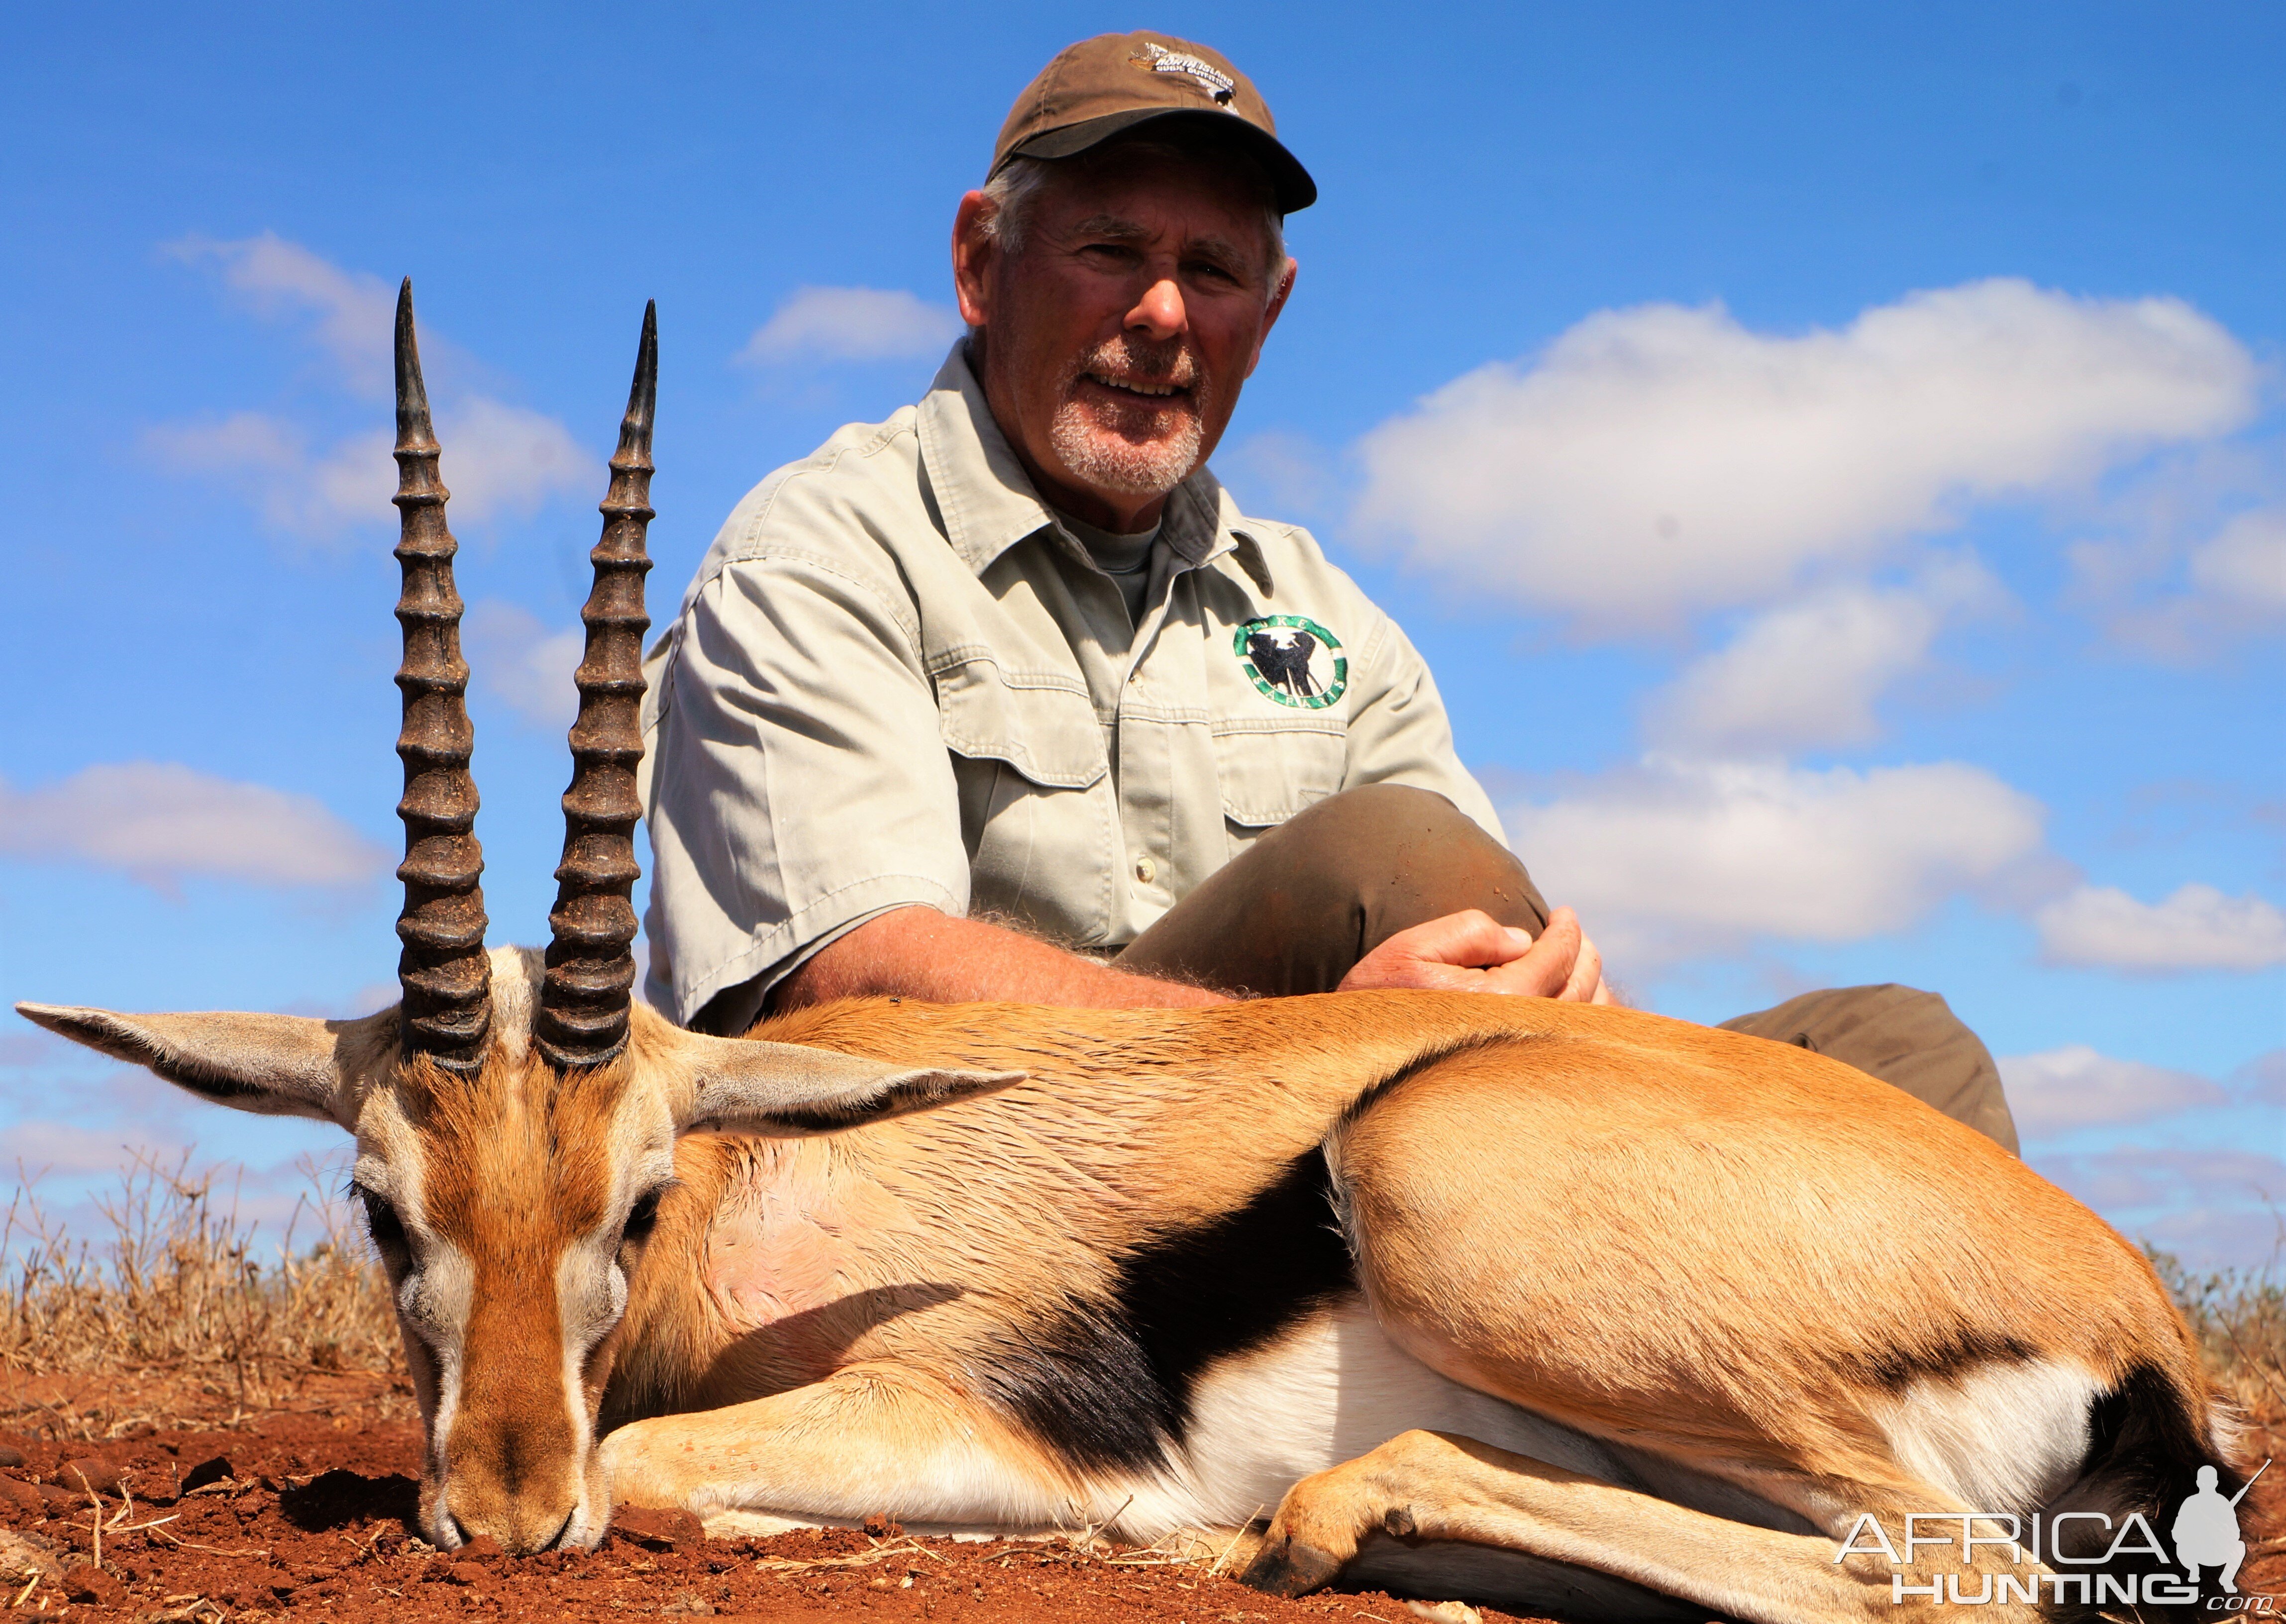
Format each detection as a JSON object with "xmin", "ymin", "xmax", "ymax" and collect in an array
[{"xmin": 2, "ymin": 1374, "xmax": 2280, "ymax": 1623}]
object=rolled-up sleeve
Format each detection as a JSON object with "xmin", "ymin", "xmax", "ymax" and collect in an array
[
  {"xmin": 1337, "ymin": 611, "xmax": 1508, "ymax": 847},
  {"xmin": 641, "ymin": 549, "xmax": 970, "ymax": 1027}
]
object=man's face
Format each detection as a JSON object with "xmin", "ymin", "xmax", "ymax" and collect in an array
[{"xmin": 953, "ymin": 147, "xmax": 1296, "ymax": 531}]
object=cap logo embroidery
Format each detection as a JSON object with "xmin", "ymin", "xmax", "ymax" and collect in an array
[
  {"xmin": 1129, "ymin": 41, "xmax": 1238, "ymax": 108},
  {"xmin": 1236, "ymin": 616, "xmax": 1346, "ymax": 710}
]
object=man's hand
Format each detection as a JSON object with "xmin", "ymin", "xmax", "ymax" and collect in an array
[{"xmin": 1337, "ymin": 907, "xmax": 1614, "ymax": 1003}]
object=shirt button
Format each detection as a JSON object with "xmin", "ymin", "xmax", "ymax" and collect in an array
[{"xmin": 1134, "ymin": 854, "xmax": 1157, "ymax": 886}]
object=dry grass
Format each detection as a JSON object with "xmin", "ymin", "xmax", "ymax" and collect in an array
[
  {"xmin": 0, "ymin": 1149, "xmax": 399, "ymax": 1416},
  {"xmin": 2151, "ymin": 1238, "xmax": 2286, "ymax": 1435}
]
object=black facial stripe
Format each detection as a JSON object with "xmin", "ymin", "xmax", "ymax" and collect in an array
[{"xmin": 980, "ymin": 1150, "xmax": 1355, "ymax": 1473}]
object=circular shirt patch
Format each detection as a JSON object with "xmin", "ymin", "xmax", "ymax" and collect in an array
[{"xmin": 1235, "ymin": 615, "xmax": 1346, "ymax": 710}]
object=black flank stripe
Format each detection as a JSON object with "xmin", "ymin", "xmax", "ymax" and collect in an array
[{"xmin": 981, "ymin": 1150, "xmax": 1356, "ymax": 1473}]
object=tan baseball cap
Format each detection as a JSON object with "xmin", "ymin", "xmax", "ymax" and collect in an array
[{"xmin": 990, "ymin": 31, "xmax": 1317, "ymax": 213}]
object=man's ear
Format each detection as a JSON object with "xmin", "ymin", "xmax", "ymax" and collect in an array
[
  {"xmin": 15, "ymin": 1003, "xmax": 383, "ymax": 1126},
  {"xmin": 1245, "ymin": 255, "xmax": 1298, "ymax": 381},
  {"xmin": 951, "ymin": 190, "xmax": 997, "ymax": 327},
  {"xmin": 672, "ymin": 1032, "xmax": 1024, "ymax": 1137}
]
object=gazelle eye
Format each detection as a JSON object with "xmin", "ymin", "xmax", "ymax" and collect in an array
[
  {"xmin": 358, "ymin": 1187, "xmax": 410, "ymax": 1259},
  {"xmin": 622, "ymin": 1185, "xmax": 668, "ymax": 1246}
]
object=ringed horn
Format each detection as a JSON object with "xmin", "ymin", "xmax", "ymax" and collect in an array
[
  {"xmin": 536, "ymin": 303, "xmax": 658, "ymax": 1070},
  {"xmin": 392, "ymin": 279, "xmax": 491, "ymax": 1071}
]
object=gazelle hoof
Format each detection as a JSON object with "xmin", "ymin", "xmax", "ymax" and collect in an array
[{"xmin": 1238, "ymin": 1536, "xmax": 1346, "ymax": 1597}]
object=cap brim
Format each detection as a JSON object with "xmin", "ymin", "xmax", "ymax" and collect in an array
[{"xmin": 1009, "ymin": 106, "xmax": 1318, "ymax": 214}]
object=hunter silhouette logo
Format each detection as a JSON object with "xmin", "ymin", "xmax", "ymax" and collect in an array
[
  {"xmin": 1836, "ymin": 1457, "xmax": 2273, "ymax": 1609},
  {"xmin": 2177, "ymin": 1459, "xmax": 2265, "ymax": 1593},
  {"xmin": 1129, "ymin": 41, "xmax": 1239, "ymax": 107},
  {"xmin": 1237, "ymin": 615, "xmax": 1346, "ymax": 710}
]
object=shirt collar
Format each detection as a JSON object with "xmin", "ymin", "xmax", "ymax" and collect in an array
[{"xmin": 915, "ymin": 340, "xmax": 1273, "ymax": 595}]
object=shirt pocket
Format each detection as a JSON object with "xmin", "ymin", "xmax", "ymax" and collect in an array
[
  {"xmin": 1211, "ymin": 718, "xmax": 1347, "ymax": 831},
  {"xmin": 935, "ymin": 659, "xmax": 1115, "ymax": 941},
  {"xmin": 935, "ymin": 659, "xmax": 1108, "ymax": 789}
]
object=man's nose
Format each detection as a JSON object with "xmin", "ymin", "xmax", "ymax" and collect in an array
[{"xmin": 1125, "ymin": 277, "xmax": 1186, "ymax": 340}]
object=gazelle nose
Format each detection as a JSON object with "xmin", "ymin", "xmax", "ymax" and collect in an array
[{"xmin": 442, "ymin": 1494, "xmax": 582, "ymax": 1555}]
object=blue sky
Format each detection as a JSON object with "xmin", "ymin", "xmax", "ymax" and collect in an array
[{"xmin": 3, "ymin": 3, "xmax": 2280, "ymax": 1267}]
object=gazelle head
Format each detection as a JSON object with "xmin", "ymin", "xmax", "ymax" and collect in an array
[{"xmin": 17, "ymin": 286, "xmax": 1017, "ymax": 1554}]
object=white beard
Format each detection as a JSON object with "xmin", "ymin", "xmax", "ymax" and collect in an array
[
  {"xmin": 1047, "ymin": 395, "xmax": 1206, "ymax": 497},
  {"xmin": 1045, "ymin": 335, "xmax": 1212, "ymax": 498}
]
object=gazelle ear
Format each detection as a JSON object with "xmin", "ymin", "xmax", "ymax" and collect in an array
[
  {"xmin": 14, "ymin": 1003, "xmax": 388, "ymax": 1126},
  {"xmin": 672, "ymin": 1033, "xmax": 1024, "ymax": 1137}
]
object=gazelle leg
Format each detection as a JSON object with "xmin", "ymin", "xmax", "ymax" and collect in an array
[
  {"xmin": 1239, "ymin": 1430, "xmax": 2026, "ymax": 1624},
  {"xmin": 600, "ymin": 1367, "xmax": 1075, "ymax": 1532}
]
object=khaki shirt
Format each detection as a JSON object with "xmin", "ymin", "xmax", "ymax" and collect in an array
[{"xmin": 639, "ymin": 343, "xmax": 1501, "ymax": 1028}]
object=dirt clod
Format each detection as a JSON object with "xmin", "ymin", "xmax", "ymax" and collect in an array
[
  {"xmin": 60, "ymin": 1453, "xmax": 127, "ymax": 1494},
  {"xmin": 63, "ymin": 1559, "xmax": 126, "ymax": 1605},
  {"xmin": 610, "ymin": 1504, "xmax": 704, "ymax": 1550}
]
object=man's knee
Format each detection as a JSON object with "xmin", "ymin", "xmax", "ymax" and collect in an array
[
  {"xmin": 1279, "ymin": 782, "xmax": 1497, "ymax": 852},
  {"xmin": 1262, "ymin": 784, "xmax": 1550, "ymax": 936},
  {"xmin": 1720, "ymin": 983, "xmax": 2020, "ymax": 1153},
  {"xmin": 1117, "ymin": 783, "xmax": 1549, "ymax": 996}
]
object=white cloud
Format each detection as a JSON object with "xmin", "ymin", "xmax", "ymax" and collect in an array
[
  {"xmin": 2188, "ymin": 506, "xmax": 2286, "ymax": 611},
  {"xmin": 2078, "ymin": 502, "xmax": 2286, "ymax": 659},
  {"xmin": 1502, "ymin": 756, "xmax": 2048, "ymax": 964},
  {"xmin": 1996, "ymin": 1044, "xmax": 2226, "ymax": 1139},
  {"xmin": 167, "ymin": 231, "xmax": 397, "ymax": 395},
  {"xmin": 2236, "ymin": 1048, "xmax": 2286, "ymax": 1106},
  {"xmin": 145, "ymin": 398, "xmax": 582, "ymax": 544},
  {"xmin": 738, "ymin": 286, "xmax": 963, "ymax": 365},
  {"xmin": 155, "ymin": 235, "xmax": 588, "ymax": 543},
  {"xmin": 2034, "ymin": 882, "xmax": 2286, "ymax": 972},
  {"xmin": 0, "ymin": 762, "xmax": 388, "ymax": 893},
  {"xmin": 1643, "ymin": 559, "xmax": 2002, "ymax": 755},
  {"xmin": 427, "ymin": 397, "xmax": 588, "ymax": 522},
  {"xmin": 145, "ymin": 413, "xmax": 393, "ymax": 537},
  {"xmin": 2, "ymin": 1119, "xmax": 193, "ymax": 1179},
  {"xmin": 464, "ymin": 600, "xmax": 583, "ymax": 728},
  {"xmin": 2029, "ymin": 1145, "xmax": 2286, "ymax": 1269},
  {"xmin": 1353, "ymin": 279, "xmax": 2257, "ymax": 630}
]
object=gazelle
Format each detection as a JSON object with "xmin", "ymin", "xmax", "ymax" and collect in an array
[{"xmin": 19, "ymin": 287, "xmax": 2241, "ymax": 1624}]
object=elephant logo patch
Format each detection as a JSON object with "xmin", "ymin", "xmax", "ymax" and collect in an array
[{"xmin": 1235, "ymin": 615, "xmax": 1346, "ymax": 710}]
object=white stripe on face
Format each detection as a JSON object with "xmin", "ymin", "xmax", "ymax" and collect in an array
[{"xmin": 354, "ymin": 1130, "xmax": 476, "ymax": 1547}]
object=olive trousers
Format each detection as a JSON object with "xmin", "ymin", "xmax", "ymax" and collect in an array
[{"xmin": 1116, "ymin": 783, "xmax": 2020, "ymax": 1153}]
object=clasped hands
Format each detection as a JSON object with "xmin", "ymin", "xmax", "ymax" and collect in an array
[{"xmin": 1337, "ymin": 907, "xmax": 1614, "ymax": 1004}]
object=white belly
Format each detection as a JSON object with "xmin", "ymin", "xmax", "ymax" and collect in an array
[{"xmin": 1111, "ymin": 1292, "xmax": 1630, "ymax": 1539}]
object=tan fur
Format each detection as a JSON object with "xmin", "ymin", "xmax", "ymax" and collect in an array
[
  {"xmin": 406, "ymin": 1049, "xmax": 629, "ymax": 1547},
  {"xmin": 25, "ymin": 966, "xmax": 2224, "ymax": 1621}
]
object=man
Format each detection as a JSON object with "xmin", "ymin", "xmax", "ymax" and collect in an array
[{"xmin": 640, "ymin": 31, "xmax": 2018, "ymax": 1150}]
